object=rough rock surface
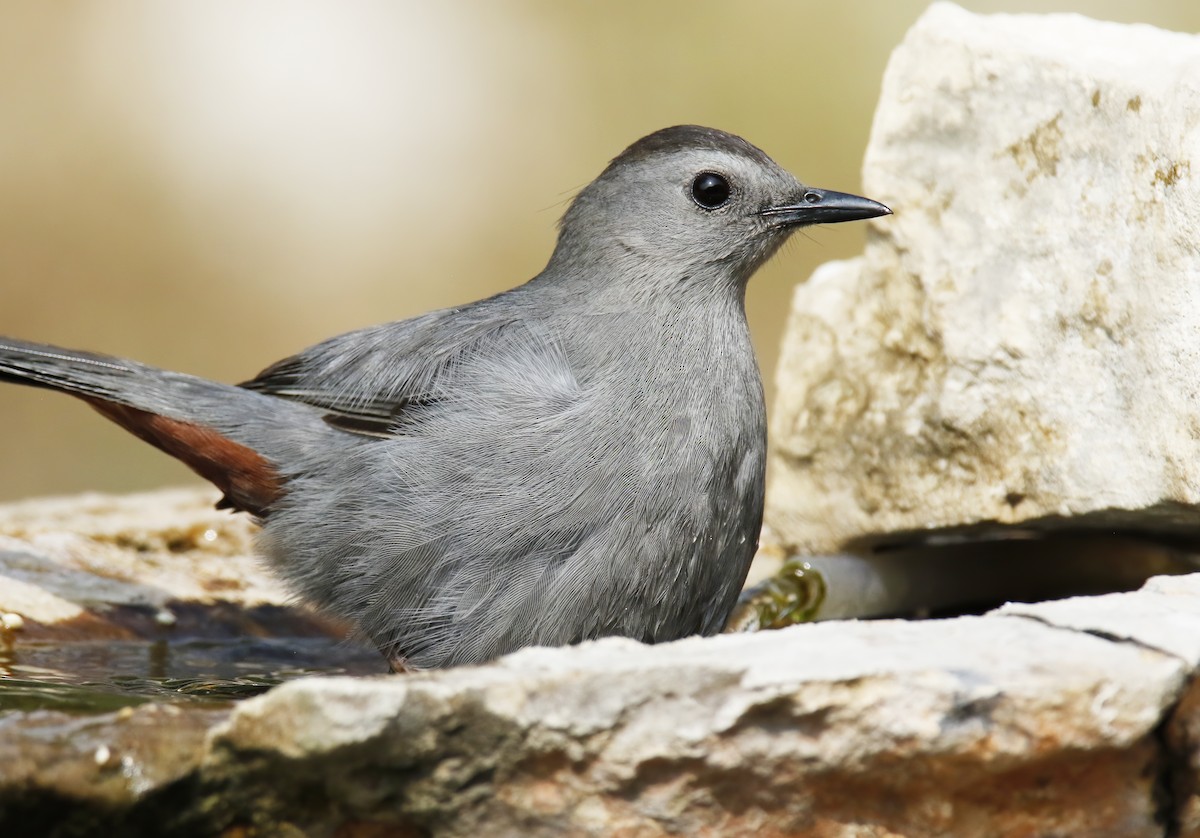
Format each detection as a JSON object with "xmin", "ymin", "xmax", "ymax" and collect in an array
[
  {"xmin": 0, "ymin": 488, "xmax": 341, "ymax": 639},
  {"xmin": 767, "ymin": 2, "xmax": 1200, "ymax": 554},
  {"xmin": 4, "ymin": 573, "xmax": 1200, "ymax": 836},
  {"xmin": 0, "ymin": 489, "xmax": 271, "ymax": 612}
]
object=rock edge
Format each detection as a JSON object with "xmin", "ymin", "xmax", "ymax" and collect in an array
[{"xmin": 5, "ymin": 572, "xmax": 1200, "ymax": 837}]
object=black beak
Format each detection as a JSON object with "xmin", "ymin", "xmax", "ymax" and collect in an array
[{"xmin": 760, "ymin": 188, "xmax": 892, "ymax": 227}]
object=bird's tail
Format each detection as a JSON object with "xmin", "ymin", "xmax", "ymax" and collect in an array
[{"xmin": 0, "ymin": 337, "xmax": 320, "ymax": 517}]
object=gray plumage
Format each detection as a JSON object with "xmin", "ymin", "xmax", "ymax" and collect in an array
[{"xmin": 0, "ymin": 126, "xmax": 889, "ymax": 670}]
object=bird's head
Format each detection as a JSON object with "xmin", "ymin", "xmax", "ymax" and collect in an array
[{"xmin": 550, "ymin": 125, "xmax": 891, "ymax": 288}]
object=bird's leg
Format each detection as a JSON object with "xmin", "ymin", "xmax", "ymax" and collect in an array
[{"xmin": 386, "ymin": 652, "xmax": 415, "ymax": 674}]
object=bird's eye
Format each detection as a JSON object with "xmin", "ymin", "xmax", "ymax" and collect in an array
[{"xmin": 691, "ymin": 172, "xmax": 731, "ymax": 210}]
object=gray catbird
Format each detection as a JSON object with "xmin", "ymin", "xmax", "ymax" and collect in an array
[{"xmin": 0, "ymin": 126, "xmax": 889, "ymax": 670}]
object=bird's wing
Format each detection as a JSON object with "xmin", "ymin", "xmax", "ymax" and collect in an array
[
  {"xmin": 240, "ymin": 309, "xmax": 470, "ymax": 437},
  {"xmin": 240, "ymin": 302, "xmax": 571, "ymax": 438}
]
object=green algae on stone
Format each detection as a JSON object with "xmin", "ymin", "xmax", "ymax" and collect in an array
[{"xmin": 729, "ymin": 559, "xmax": 828, "ymax": 632}]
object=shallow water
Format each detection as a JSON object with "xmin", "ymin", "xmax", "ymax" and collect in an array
[{"xmin": 0, "ymin": 637, "xmax": 386, "ymax": 714}]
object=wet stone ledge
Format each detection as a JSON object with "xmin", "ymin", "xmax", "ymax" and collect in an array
[
  {"xmin": 0, "ymin": 488, "xmax": 382, "ymax": 714},
  {"xmin": 3, "ymin": 572, "xmax": 1200, "ymax": 836}
]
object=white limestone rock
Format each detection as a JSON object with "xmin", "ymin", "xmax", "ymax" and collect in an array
[
  {"xmin": 767, "ymin": 2, "xmax": 1200, "ymax": 554},
  {"xmin": 203, "ymin": 588, "xmax": 1191, "ymax": 837},
  {"xmin": 0, "ymin": 488, "xmax": 290, "ymax": 627},
  {"xmin": 994, "ymin": 572, "xmax": 1200, "ymax": 664}
]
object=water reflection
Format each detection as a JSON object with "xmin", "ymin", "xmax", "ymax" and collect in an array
[{"xmin": 0, "ymin": 636, "xmax": 384, "ymax": 714}]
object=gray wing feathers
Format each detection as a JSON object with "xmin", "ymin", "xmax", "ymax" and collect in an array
[{"xmin": 241, "ymin": 308, "xmax": 510, "ymax": 430}]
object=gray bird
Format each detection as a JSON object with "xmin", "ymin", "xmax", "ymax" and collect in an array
[{"xmin": 0, "ymin": 126, "xmax": 889, "ymax": 670}]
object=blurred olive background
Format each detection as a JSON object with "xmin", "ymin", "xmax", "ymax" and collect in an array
[{"xmin": 1, "ymin": 1, "xmax": 1197, "ymax": 501}]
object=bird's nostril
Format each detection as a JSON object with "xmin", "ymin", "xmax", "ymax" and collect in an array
[{"xmin": 804, "ymin": 191, "xmax": 822, "ymax": 204}]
